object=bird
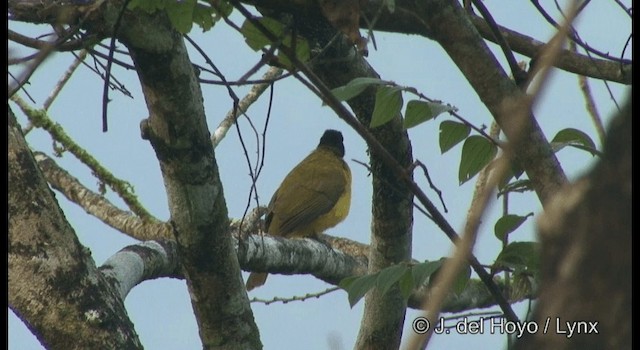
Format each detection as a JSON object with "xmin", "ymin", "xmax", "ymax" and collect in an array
[{"xmin": 246, "ymin": 129, "xmax": 352, "ymax": 291}]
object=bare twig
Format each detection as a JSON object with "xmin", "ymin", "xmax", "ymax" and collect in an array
[
  {"xmin": 8, "ymin": 29, "xmax": 91, "ymax": 52},
  {"xmin": 211, "ymin": 67, "xmax": 284, "ymax": 148},
  {"xmin": 529, "ymin": 0, "xmax": 631, "ymax": 64},
  {"xmin": 102, "ymin": 0, "xmax": 132, "ymax": 132},
  {"xmin": 471, "ymin": 0, "xmax": 527, "ymax": 84},
  {"xmin": 613, "ymin": 0, "xmax": 633, "ymax": 17},
  {"xmin": 250, "ymin": 287, "xmax": 341, "ymax": 305},
  {"xmin": 351, "ymin": 158, "xmax": 432, "ymax": 220},
  {"xmin": 411, "ymin": 160, "xmax": 447, "ymax": 213},
  {"xmin": 9, "ymin": 35, "xmax": 58, "ymax": 98},
  {"xmin": 43, "ymin": 49, "xmax": 89, "ymax": 111},
  {"xmin": 569, "ymin": 42, "xmax": 605, "ymax": 145}
]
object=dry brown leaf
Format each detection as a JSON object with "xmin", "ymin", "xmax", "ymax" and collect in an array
[{"xmin": 318, "ymin": 0, "xmax": 369, "ymax": 55}]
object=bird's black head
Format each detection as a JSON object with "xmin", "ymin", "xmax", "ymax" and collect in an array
[{"xmin": 318, "ymin": 129, "xmax": 345, "ymax": 158}]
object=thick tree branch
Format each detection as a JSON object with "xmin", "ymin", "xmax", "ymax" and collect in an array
[
  {"xmin": 9, "ymin": 106, "xmax": 142, "ymax": 349},
  {"xmin": 467, "ymin": 14, "xmax": 631, "ymax": 85},
  {"xmin": 100, "ymin": 235, "xmax": 529, "ymax": 314},
  {"xmin": 100, "ymin": 240, "xmax": 181, "ymax": 299},
  {"xmin": 104, "ymin": 5, "xmax": 261, "ymax": 349}
]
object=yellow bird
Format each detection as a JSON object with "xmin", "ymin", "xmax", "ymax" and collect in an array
[{"xmin": 246, "ymin": 129, "xmax": 352, "ymax": 291}]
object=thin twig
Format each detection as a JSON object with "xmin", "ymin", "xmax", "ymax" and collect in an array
[
  {"xmin": 102, "ymin": 0, "xmax": 132, "ymax": 132},
  {"xmin": 250, "ymin": 287, "xmax": 341, "ymax": 305},
  {"xmin": 43, "ymin": 49, "xmax": 89, "ymax": 111},
  {"xmin": 183, "ymin": 33, "xmax": 265, "ymax": 236},
  {"xmin": 211, "ymin": 67, "xmax": 284, "ymax": 148},
  {"xmin": 569, "ymin": 41, "xmax": 605, "ymax": 145},
  {"xmin": 84, "ymin": 51, "xmax": 134, "ymax": 98},
  {"xmin": 87, "ymin": 48, "xmax": 136, "ymax": 70},
  {"xmin": 351, "ymin": 159, "xmax": 432, "ymax": 220},
  {"xmin": 9, "ymin": 34, "xmax": 60, "ymax": 97},
  {"xmin": 411, "ymin": 160, "xmax": 447, "ymax": 213},
  {"xmin": 197, "ymin": 70, "xmax": 292, "ymax": 86},
  {"xmin": 613, "ymin": 0, "xmax": 633, "ymax": 17},
  {"xmin": 529, "ymin": 0, "xmax": 630, "ymax": 64},
  {"xmin": 471, "ymin": 0, "xmax": 527, "ymax": 84},
  {"xmin": 7, "ymin": 71, "xmax": 36, "ymax": 104},
  {"xmin": 8, "ymin": 29, "xmax": 91, "ymax": 52}
]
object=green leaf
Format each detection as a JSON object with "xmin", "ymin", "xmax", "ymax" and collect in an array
[
  {"xmin": 331, "ymin": 77, "xmax": 387, "ymax": 102},
  {"xmin": 494, "ymin": 213, "xmax": 533, "ymax": 240},
  {"xmin": 165, "ymin": 0, "xmax": 196, "ymax": 34},
  {"xmin": 404, "ymin": 101, "xmax": 432, "ymax": 129},
  {"xmin": 276, "ymin": 36, "xmax": 311, "ymax": 69},
  {"xmin": 411, "ymin": 260, "xmax": 442, "ymax": 286},
  {"xmin": 399, "ymin": 269, "xmax": 415, "ymax": 300},
  {"xmin": 192, "ymin": 4, "xmax": 214, "ymax": 32},
  {"xmin": 439, "ymin": 120, "xmax": 470, "ymax": 153},
  {"xmin": 403, "ymin": 100, "xmax": 455, "ymax": 129},
  {"xmin": 240, "ymin": 17, "xmax": 285, "ymax": 51},
  {"xmin": 511, "ymin": 272, "xmax": 535, "ymax": 299},
  {"xmin": 452, "ymin": 264, "xmax": 471, "ymax": 295},
  {"xmin": 497, "ymin": 160, "xmax": 525, "ymax": 190},
  {"xmin": 376, "ymin": 264, "xmax": 408, "ymax": 296},
  {"xmin": 370, "ymin": 86, "xmax": 403, "ymax": 128},
  {"xmin": 551, "ymin": 128, "xmax": 599, "ymax": 156},
  {"xmin": 458, "ymin": 135, "xmax": 497, "ymax": 185},
  {"xmin": 212, "ymin": 0, "xmax": 233, "ymax": 20},
  {"xmin": 498, "ymin": 179, "xmax": 533, "ymax": 196},
  {"xmin": 339, "ymin": 273, "xmax": 379, "ymax": 308},
  {"xmin": 495, "ymin": 241, "xmax": 540, "ymax": 272},
  {"xmin": 128, "ymin": 0, "xmax": 165, "ymax": 13}
]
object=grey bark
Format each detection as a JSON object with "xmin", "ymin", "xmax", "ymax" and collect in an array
[{"xmin": 9, "ymin": 106, "xmax": 142, "ymax": 350}]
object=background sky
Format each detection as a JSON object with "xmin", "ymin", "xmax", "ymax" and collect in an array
[{"xmin": 9, "ymin": 1, "xmax": 631, "ymax": 349}]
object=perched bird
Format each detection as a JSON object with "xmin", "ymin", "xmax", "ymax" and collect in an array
[{"xmin": 246, "ymin": 129, "xmax": 352, "ymax": 291}]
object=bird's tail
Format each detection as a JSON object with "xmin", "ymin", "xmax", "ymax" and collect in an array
[{"xmin": 246, "ymin": 272, "xmax": 268, "ymax": 291}]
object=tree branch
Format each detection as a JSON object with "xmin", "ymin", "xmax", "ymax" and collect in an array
[
  {"xmin": 98, "ymin": 235, "xmax": 530, "ymax": 314},
  {"xmin": 109, "ymin": 4, "xmax": 261, "ymax": 348},
  {"xmin": 34, "ymin": 151, "xmax": 173, "ymax": 241},
  {"xmin": 467, "ymin": 14, "xmax": 631, "ymax": 85}
]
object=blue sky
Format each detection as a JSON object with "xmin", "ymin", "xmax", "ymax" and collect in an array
[{"xmin": 9, "ymin": 1, "xmax": 631, "ymax": 349}]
